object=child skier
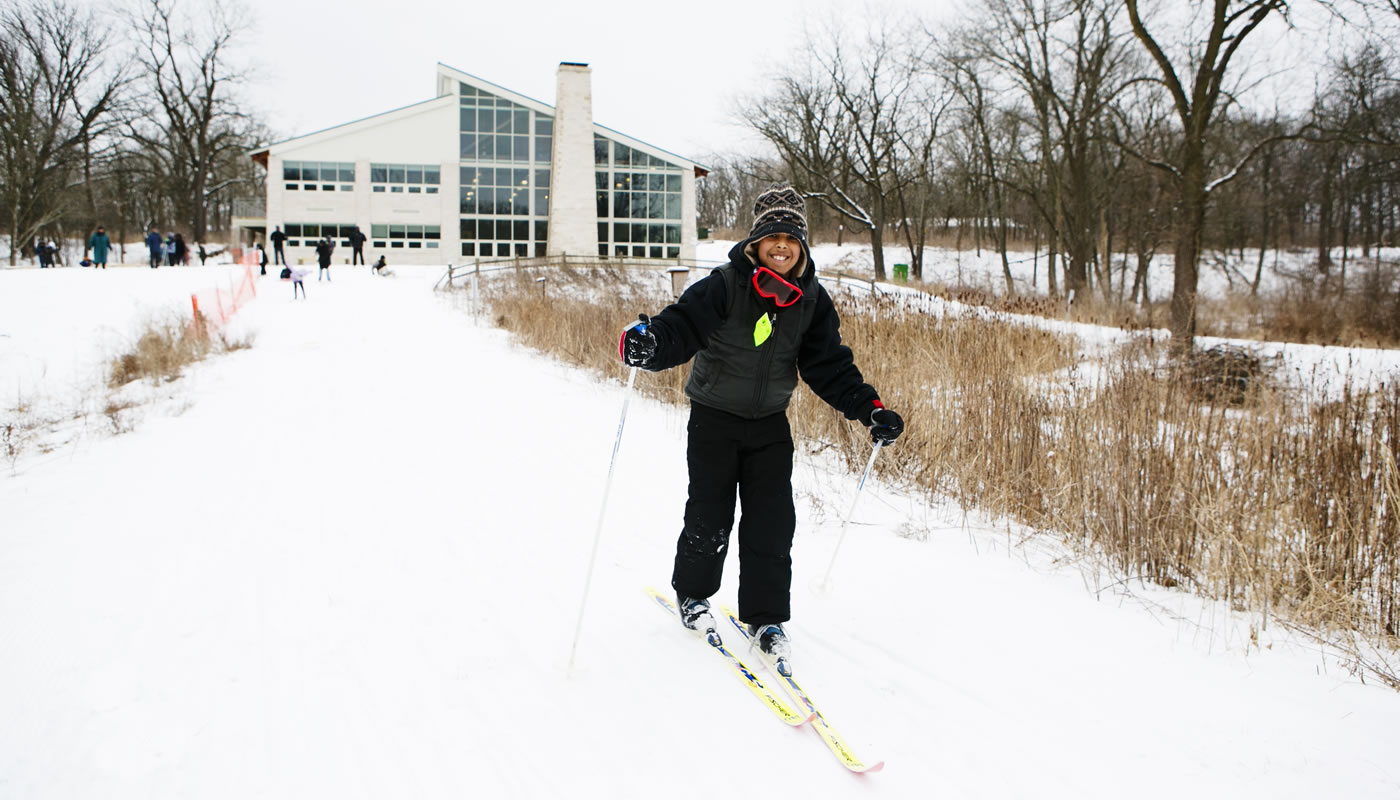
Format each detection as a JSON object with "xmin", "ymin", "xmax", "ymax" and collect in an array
[
  {"xmin": 618, "ymin": 185, "xmax": 904, "ymax": 671},
  {"xmin": 288, "ymin": 266, "xmax": 309, "ymax": 299}
]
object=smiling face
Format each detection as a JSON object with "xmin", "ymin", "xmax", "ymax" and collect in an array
[{"xmin": 756, "ymin": 233, "xmax": 802, "ymax": 276}]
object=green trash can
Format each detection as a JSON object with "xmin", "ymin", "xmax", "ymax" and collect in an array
[{"xmin": 893, "ymin": 263, "xmax": 909, "ymax": 281}]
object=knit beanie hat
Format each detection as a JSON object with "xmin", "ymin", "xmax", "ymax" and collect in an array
[{"xmin": 749, "ymin": 184, "xmax": 808, "ymax": 244}]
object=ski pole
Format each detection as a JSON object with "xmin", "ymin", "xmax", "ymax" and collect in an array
[
  {"xmin": 568, "ymin": 353, "xmax": 643, "ymax": 672},
  {"xmin": 816, "ymin": 441, "xmax": 883, "ymax": 593}
]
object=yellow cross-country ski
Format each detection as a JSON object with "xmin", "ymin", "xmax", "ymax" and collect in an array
[
  {"xmin": 721, "ymin": 604, "xmax": 885, "ymax": 774},
  {"xmin": 645, "ymin": 587, "xmax": 812, "ymax": 727}
]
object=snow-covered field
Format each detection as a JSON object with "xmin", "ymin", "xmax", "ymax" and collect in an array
[{"xmin": 2, "ymin": 260, "xmax": 1399, "ymax": 798}]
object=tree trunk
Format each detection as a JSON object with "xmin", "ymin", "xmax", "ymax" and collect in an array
[
  {"xmin": 1131, "ymin": 244, "xmax": 1151, "ymax": 306},
  {"xmin": 870, "ymin": 221, "xmax": 886, "ymax": 281},
  {"xmin": 1171, "ymin": 163, "xmax": 1206, "ymax": 354},
  {"xmin": 8, "ymin": 208, "xmax": 18, "ymax": 266},
  {"xmin": 1340, "ymin": 169, "xmax": 1351, "ymax": 297},
  {"xmin": 1098, "ymin": 207, "xmax": 1113, "ymax": 302},
  {"xmin": 1032, "ymin": 225, "xmax": 1040, "ymax": 289},
  {"xmin": 1317, "ymin": 162, "xmax": 1334, "ymax": 275}
]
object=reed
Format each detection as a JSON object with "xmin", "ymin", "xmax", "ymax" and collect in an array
[{"xmin": 466, "ymin": 266, "xmax": 1400, "ymax": 683}]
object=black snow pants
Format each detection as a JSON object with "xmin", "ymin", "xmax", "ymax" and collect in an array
[{"xmin": 671, "ymin": 402, "xmax": 796, "ymax": 626}]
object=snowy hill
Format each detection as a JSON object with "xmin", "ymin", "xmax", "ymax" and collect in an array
[{"xmin": 2, "ymin": 263, "xmax": 1398, "ymax": 798}]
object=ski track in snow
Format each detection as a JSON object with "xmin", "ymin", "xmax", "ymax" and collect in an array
[{"xmin": 1, "ymin": 262, "xmax": 1399, "ymax": 798}]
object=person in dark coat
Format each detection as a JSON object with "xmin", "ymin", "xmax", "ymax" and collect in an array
[
  {"xmin": 255, "ymin": 242, "xmax": 268, "ymax": 275},
  {"xmin": 36, "ymin": 238, "xmax": 52, "ymax": 268},
  {"xmin": 349, "ymin": 225, "xmax": 366, "ymax": 265},
  {"xmin": 315, "ymin": 236, "xmax": 332, "ymax": 281},
  {"xmin": 88, "ymin": 226, "xmax": 112, "ymax": 269},
  {"xmin": 270, "ymin": 225, "xmax": 287, "ymax": 265},
  {"xmin": 618, "ymin": 185, "xmax": 904, "ymax": 669},
  {"xmin": 172, "ymin": 233, "xmax": 188, "ymax": 266},
  {"xmin": 146, "ymin": 226, "xmax": 163, "ymax": 268}
]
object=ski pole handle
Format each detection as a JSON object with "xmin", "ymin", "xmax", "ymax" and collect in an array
[{"xmin": 619, "ymin": 314, "xmax": 655, "ymax": 368}]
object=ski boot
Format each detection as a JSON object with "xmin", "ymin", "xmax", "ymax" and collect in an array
[
  {"xmin": 677, "ymin": 594, "xmax": 720, "ymax": 644},
  {"xmin": 748, "ymin": 622, "xmax": 793, "ymax": 677}
]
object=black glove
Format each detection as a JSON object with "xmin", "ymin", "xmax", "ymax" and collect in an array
[
  {"xmin": 862, "ymin": 402, "xmax": 904, "ymax": 447},
  {"xmin": 619, "ymin": 313, "xmax": 657, "ymax": 367}
]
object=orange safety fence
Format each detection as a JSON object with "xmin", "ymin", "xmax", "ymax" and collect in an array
[{"xmin": 190, "ymin": 256, "xmax": 258, "ymax": 332}]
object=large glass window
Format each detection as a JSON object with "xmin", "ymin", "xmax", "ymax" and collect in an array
[
  {"xmin": 457, "ymin": 214, "xmax": 544, "ymax": 258},
  {"xmin": 459, "ymin": 166, "xmax": 532, "ymax": 216},
  {"xmin": 459, "ymin": 84, "xmax": 539, "ymax": 165},
  {"xmin": 282, "ymin": 222, "xmax": 357, "ymax": 248},
  {"xmin": 536, "ymin": 117, "xmax": 553, "ymax": 163},
  {"xmin": 370, "ymin": 163, "xmax": 441, "ymax": 194},
  {"xmin": 591, "ymin": 136, "xmax": 685, "ymax": 258},
  {"xmin": 370, "ymin": 223, "xmax": 440, "ymax": 249},
  {"xmin": 459, "ymin": 81, "xmax": 552, "ymax": 255},
  {"xmin": 282, "ymin": 160, "xmax": 354, "ymax": 191}
]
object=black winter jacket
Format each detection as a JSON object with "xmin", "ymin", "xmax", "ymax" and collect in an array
[{"xmin": 642, "ymin": 239, "xmax": 878, "ymax": 420}]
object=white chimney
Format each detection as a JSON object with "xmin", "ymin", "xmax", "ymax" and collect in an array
[{"xmin": 547, "ymin": 63, "xmax": 599, "ymax": 259}]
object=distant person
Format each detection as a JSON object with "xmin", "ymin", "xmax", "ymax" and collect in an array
[
  {"xmin": 164, "ymin": 233, "xmax": 176, "ymax": 266},
  {"xmin": 289, "ymin": 266, "xmax": 309, "ymax": 299},
  {"xmin": 270, "ymin": 225, "xmax": 287, "ymax": 265},
  {"xmin": 173, "ymin": 233, "xmax": 188, "ymax": 266},
  {"xmin": 349, "ymin": 225, "xmax": 366, "ymax": 265},
  {"xmin": 255, "ymin": 242, "xmax": 268, "ymax": 275},
  {"xmin": 36, "ymin": 238, "xmax": 52, "ymax": 268},
  {"xmin": 88, "ymin": 226, "xmax": 112, "ymax": 269},
  {"xmin": 146, "ymin": 226, "xmax": 162, "ymax": 268},
  {"xmin": 197, "ymin": 243, "xmax": 208, "ymax": 265},
  {"xmin": 371, "ymin": 254, "xmax": 387, "ymax": 275},
  {"xmin": 316, "ymin": 236, "xmax": 332, "ymax": 281}
]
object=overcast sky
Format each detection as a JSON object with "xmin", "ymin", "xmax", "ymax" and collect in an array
[
  {"xmin": 237, "ymin": 0, "xmax": 937, "ymax": 162},
  {"xmin": 203, "ymin": 0, "xmax": 1356, "ymax": 165}
]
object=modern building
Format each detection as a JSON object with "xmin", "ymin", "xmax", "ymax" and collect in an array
[{"xmin": 242, "ymin": 62, "xmax": 707, "ymax": 265}]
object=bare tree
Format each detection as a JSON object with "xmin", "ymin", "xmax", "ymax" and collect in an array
[
  {"xmin": 1124, "ymin": 0, "xmax": 1292, "ymax": 352},
  {"xmin": 0, "ymin": 0, "xmax": 126, "ymax": 265},
  {"xmin": 127, "ymin": 0, "xmax": 255, "ymax": 242},
  {"xmin": 695, "ymin": 153, "xmax": 787, "ymax": 235},
  {"xmin": 745, "ymin": 16, "xmax": 935, "ymax": 280},
  {"xmin": 945, "ymin": 49, "xmax": 1019, "ymax": 293},
  {"xmin": 959, "ymin": 0, "xmax": 1134, "ymax": 301}
]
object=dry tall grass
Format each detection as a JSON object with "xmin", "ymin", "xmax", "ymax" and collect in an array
[
  {"xmin": 108, "ymin": 312, "xmax": 248, "ymax": 388},
  {"xmin": 465, "ymin": 266, "xmax": 1399, "ymax": 684}
]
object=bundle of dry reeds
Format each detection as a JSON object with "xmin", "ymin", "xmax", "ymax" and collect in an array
[{"xmin": 470, "ymin": 266, "xmax": 1399, "ymax": 684}]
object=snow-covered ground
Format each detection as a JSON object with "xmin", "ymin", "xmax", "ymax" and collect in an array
[{"xmin": 2, "ymin": 261, "xmax": 1400, "ymax": 798}]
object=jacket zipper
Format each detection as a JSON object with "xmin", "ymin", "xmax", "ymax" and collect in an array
[{"xmin": 749, "ymin": 312, "xmax": 777, "ymax": 416}]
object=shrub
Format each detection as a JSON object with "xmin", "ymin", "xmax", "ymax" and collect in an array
[{"xmin": 108, "ymin": 313, "xmax": 216, "ymax": 388}]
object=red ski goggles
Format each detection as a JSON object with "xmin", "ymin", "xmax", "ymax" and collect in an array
[{"xmin": 751, "ymin": 266, "xmax": 803, "ymax": 308}]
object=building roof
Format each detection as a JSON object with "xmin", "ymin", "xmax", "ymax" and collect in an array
[
  {"xmin": 250, "ymin": 94, "xmax": 457, "ymax": 157},
  {"xmin": 247, "ymin": 63, "xmax": 709, "ymax": 178},
  {"xmin": 435, "ymin": 63, "xmax": 709, "ymax": 176}
]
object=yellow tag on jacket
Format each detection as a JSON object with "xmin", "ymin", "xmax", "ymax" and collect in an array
[{"xmin": 753, "ymin": 312, "xmax": 772, "ymax": 346}]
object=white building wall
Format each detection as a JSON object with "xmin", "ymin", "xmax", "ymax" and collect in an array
[
  {"xmin": 261, "ymin": 65, "xmax": 706, "ymax": 267},
  {"xmin": 266, "ymin": 97, "xmax": 457, "ymax": 265}
]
